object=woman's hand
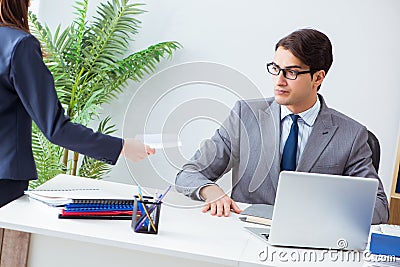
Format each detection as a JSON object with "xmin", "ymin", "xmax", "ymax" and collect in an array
[{"xmin": 121, "ymin": 138, "xmax": 155, "ymax": 163}]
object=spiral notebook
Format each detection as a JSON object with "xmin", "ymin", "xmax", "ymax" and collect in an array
[{"xmin": 59, "ymin": 199, "xmax": 137, "ymax": 220}]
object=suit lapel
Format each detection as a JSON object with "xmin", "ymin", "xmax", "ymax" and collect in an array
[
  {"xmin": 250, "ymin": 101, "xmax": 281, "ymax": 192},
  {"xmin": 249, "ymin": 95, "xmax": 338, "ymax": 191},
  {"xmin": 297, "ymin": 97, "xmax": 338, "ymax": 172}
]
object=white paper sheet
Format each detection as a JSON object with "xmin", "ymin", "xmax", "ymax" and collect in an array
[{"xmin": 135, "ymin": 133, "xmax": 182, "ymax": 149}]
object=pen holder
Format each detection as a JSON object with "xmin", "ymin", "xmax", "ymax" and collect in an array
[{"xmin": 131, "ymin": 195, "xmax": 161, "ymax": 235}]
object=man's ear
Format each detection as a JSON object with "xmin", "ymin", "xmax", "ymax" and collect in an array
[{"xmin": 313, "ymin": 70, "xmax": 326, "ymax": 89}]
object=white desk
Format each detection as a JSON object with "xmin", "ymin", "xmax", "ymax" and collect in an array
[{"xmin": 0, "ymin": 175, "xmax": 378, "ymax": 267}]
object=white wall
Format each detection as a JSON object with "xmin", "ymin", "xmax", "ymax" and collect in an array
[{"xmin": 37, "ymin": 0, "xmax": 400, "ymax": 197}]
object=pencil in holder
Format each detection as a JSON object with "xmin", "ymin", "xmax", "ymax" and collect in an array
[{"xmin": 131, "ymin": 195, "xmax": 161, "ymax": 234}]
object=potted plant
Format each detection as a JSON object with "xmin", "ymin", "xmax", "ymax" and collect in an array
[{"xmin": 28, "ymin": 0, "xmax": 181, "ymax": 188}]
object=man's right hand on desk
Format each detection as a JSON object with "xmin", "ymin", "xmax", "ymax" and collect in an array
[{"xmin": 200, "ymin": 185, "xmax": 242, "ymax": 217}]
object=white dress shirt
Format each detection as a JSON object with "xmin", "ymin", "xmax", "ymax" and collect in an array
[{"xmin": 280, "ymin": 98, "xmax": 321, "ymax": 165}]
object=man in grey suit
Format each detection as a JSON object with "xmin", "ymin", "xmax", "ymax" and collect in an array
[{"xmin": 175, "ymin": 29, "xmax": 389, "ymax": 224}]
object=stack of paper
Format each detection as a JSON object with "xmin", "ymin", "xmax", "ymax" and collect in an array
[
  {"xmin": 25, "ymin": 190, "xmax": 75, "ymax": 206},
  {"xmin": 25, "ymin": 189, "xmax": 132, "ymax": 207}
]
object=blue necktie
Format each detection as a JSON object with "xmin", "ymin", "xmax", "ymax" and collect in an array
[{"xmin": 281, "ymin": 114, "xmax": 300, "ymax": 171}]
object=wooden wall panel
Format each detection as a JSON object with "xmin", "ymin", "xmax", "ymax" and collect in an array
[
  {"xmin": 0, "ymin": 229, "xmax": 30, "ymax": 267},
  {"xmin": 388, "ymin": 134, "xmax": 400, "ymax": 225}
]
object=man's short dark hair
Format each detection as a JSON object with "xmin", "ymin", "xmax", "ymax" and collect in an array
[{"xmin": 275, "ymin": 29, "xmax": 333, "ymax": 82}]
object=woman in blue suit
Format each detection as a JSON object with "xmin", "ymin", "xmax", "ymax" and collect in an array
[{"xmin": 0, "ymin": 0, "xmax": 155, "ymax": 207}]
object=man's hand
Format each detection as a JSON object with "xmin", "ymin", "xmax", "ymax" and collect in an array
[
  {"xmin": 200, "ymin": 185, "xmax": 242, "ymax": 217},
  {"xmin": 121, "ymin": 138, "xmax": 155, "ymax": 163}
]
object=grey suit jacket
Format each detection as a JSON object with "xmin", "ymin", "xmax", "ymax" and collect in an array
[{"xmin": 175, "ymin": 95, "xmax": 389, "ymax": 224}]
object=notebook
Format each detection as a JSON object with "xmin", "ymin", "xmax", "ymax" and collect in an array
[
  {"xmin": 246, "ymin": 171, "xmax": 378, "ymax": 251},
  {"xmin": 241, "ymin": 204, "xmax": 274, "ymax": 219},
  {"xmin": 59, "ymin": 199, "xmax": 135, "ymax": 220},
  {"xmin": 240, "ymin": 204, "xmax": 274, "ymax": 226}
]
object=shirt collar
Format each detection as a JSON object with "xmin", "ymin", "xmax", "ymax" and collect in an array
[{"xmin": 280, "ymin": 98, "xmax": 321, "ymax": 127}]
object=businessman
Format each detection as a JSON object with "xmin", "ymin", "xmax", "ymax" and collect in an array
[{"xmin": 175, "ymin": 28, "xmax": 389, "ymax": 224}]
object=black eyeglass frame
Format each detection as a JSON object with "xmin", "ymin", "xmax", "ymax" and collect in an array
[{"xmin": 266, "ymin": 62, "xmax": 316, "ymax": 80}]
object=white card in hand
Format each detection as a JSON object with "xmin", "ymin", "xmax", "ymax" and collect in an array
[{"xmin": 135, "ymin": 134, "xmax": 182, "ymax": 149}]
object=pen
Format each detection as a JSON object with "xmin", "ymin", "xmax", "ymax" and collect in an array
[
  {"xmin": 149, "ymin": 191, "xmax": 158, "ymax": 232},
  {"xmin": 137, "ymin": 187, "xmax": 148, "ymax": 227},
  {"xmin": 239, "ymin": 216, "xmax": 272, "ymax": 226},
  {"xmin": 137, "ymin": 187, "xmax": 157, "ymax": 232},
  {"xmin": 156, "ymin": 185, "xmax": 171, "ymax": 204}
]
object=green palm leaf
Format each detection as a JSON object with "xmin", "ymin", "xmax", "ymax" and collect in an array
[
  {"xmin": 82, "ymin": 0, "xmax": 144, "ymax": 75},
  {"xmin": 90, "ymin": 41, "xmax": 182, "ymax": 105},
  {"xmin": 30, "ymin": 124, "xmax": 65, "ymax": 189}
]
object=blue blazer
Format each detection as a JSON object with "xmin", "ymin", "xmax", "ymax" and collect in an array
[{"xmin": 0, "ymin": 26, "xmax": 123, "ymax": 181}]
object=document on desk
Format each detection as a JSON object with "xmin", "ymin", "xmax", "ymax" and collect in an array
[
  {"xmin": 25, "ymin": 189, "xmax": 132, "ymax": 207},
  {"xmin": 241, "ymin": 204, "xmax": 273, "ymax": 219},
  {"xmin": 239, "ymin": 204, "xmax": 274, "ymax": 226}
]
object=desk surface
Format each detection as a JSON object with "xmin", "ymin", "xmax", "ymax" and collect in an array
[{"xmin": 0, "ymin": 175, "xmax": 380, "ymax": 267}]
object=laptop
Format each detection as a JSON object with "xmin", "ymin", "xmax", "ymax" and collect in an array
[{"xmin": 246, "ymin": 171, "xmax": 378, "ymax": 250}]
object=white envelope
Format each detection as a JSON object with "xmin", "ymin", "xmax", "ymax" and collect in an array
[{"xmin": 135, "ymin": 133, "xmax": 182, "ymax": 149}]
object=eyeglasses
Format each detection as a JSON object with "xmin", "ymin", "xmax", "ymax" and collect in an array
[{"xmin": 266, "ymin": 62, "xmax": 314, "ymax": 80}]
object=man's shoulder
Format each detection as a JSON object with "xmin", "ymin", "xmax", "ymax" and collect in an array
[
  {"xmin": 318, "ymin": 94, "xmax": 365, "ymax": 129},
  {"xmin": 236, "ymin": 97, "xmax": 276, "ymax": 110},
  {"xmin": 324, "ymin": 105, "xmax": 365, "ymax": 130}
]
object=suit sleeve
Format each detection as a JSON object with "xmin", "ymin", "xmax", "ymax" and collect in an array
[
  {"xmin": 9, "ymin": 35, "xmax": 122, "ymax": 165},
  {"xmin": 175, "ymin": 101, "xmax": 241, "ymax": 200},
  {"xmin": 344, "ymin": 126, "xmax": 389, "ymax": 224}
]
